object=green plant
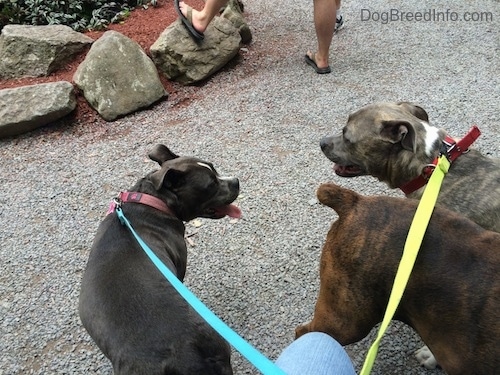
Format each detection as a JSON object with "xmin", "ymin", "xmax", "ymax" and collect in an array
[{"xmin": 0, "ymin": 0, "xmax": 142, "ymax": 32}]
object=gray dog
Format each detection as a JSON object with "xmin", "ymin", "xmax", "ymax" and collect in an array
[
  {"xmin": 320, "ymin": 102, "xmax": 500, "ymax": 233},
  {"xmin": 79, "ymin": 145, "xmax": 240, "ymax": 375},
  {"xmin": 320, "ymin": 102, "xmax": 500, "ymax": 368}
]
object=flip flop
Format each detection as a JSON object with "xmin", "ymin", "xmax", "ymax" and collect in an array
[
  {"xmin": 304, "ymin": 53, "xmax": 331, "ymax": 74},
  {"xmin": 174, "ymin": 0, "xmax": 204, "ymax": 42}
]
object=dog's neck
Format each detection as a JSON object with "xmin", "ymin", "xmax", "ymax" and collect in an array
[
  {"xmin": 421, "ymin": 122, "xmax": 444, "ymax": 158},
  {"xmin": 399, "ymin": 126, "xmax": 481, "ymax": 195},
  {"xmin": 107, "ymin": 191, "xmax": 176, "ymax": 217}
]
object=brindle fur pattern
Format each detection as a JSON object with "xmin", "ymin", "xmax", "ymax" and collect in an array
[
  {"xmin": 297, "ymin": 183, "xmax": 500, "ymax": 375},
  {"xmin": 320, "ymin": 102, "xmax": 500, "ymax": 232}
]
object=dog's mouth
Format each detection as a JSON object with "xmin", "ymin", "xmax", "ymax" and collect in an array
[
  {"xmin": 334, "ymin": 163, "xmax": 364, "ymax": 177},
  {"xmin": 204, "ymin": 204, "xmax": 242, "ymax": 219}
]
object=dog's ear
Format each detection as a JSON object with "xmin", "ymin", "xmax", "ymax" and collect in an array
[
  {"xmin": 148, "ymin": 144, "xmax": 179, "ymax": 165},
  {"xmin": 396, "ymin": 102, "xmax": 429, "ymax": 122},
  {"xmin": 380, "ymin": 120, "xmax": 417, "ymax": 153},
  {"xmin": 150, "ymin": 168, "xmax": 185, "ymax": 191}
]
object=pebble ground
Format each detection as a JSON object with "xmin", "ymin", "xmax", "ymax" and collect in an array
[{"xmin": 1, "ymin": 0, "xmax": 498, "ymax": 374}]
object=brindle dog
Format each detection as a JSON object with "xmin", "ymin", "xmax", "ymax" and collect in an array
[
  {"xmin": 297, "ymin": 183, "xmax": 500, "ymax": 375},
  {"xmin": 320, "ymin": 102, "xmax": 500, "ymax": 233}
]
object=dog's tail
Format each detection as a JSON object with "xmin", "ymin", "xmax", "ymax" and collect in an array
[{"xmin": 316, "ymin": 183, "xmax": 360, "ymax": 217}]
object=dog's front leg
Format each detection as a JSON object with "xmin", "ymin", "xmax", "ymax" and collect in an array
[
  {"xmin": 295, "ymin": 301, "xmax": 357, "ymax": 344},
  {"xmin": 295, "ymin": 322, "xmax": 312, "ymax": 338},
  {"xmin": 296, "ymin": 273, "xmax": 378, "ymax": 345}
]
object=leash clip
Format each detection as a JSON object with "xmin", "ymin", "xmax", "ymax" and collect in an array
[
  {"xmin": 106, "ymin": 196, "xmax": 123, "ymax": 216},
  {"xmin": 114, "ymin": 200, "xmax": 127, "ymax": 226},
  {"xmin": 113, "ymin": 196, "xmax": 123, "ymax": 209},
  {"xmin": 439, "ymin": 142, "xmax": 452, "ymax": 162}
]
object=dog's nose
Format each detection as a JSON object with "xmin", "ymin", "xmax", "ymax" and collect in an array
[
  {"xmin": 320, "ymin": 136, "xmax": 330, "ymax": 151},
  {"xmin": 230, "ymin": 178, "xmax": 240, "ymax": 192},
  {"xmin": 221, "ymin": 177, "xmax": 240, "ymax": 192}
]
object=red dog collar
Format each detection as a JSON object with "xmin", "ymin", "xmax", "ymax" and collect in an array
[
  {"xmin": 400, "ymin": 125, "xmax": 481, "ymax": 195},
  {"xmin": 107, "ymin": 191, "xmax": 175, "ymax": 216}
]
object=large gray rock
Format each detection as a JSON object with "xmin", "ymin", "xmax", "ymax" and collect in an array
[
  {"xmin": 0, "ymin": 25, "xmax": 93, "ymax": 79},
  {"xmin": 221, "ymin": 0, "xmax": 252, "ymax": 44},
  {"xmin": 73, "ymin": 30, "xmax": 167, "ymax": 121},
  {"xmin": 150, "ymin": 17, "xmax": 241, "ymax": 85},
  {"xmin": 0, "ymin": 81, "xmax": 76, "ymax": 138}
]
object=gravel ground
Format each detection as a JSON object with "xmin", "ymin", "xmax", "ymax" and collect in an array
[{"xmin": 1, "ymin": 0, "xmax": 498, "ymax": 374}]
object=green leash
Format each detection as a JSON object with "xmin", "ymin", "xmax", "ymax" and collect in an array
[{"xmin": 360, "ymin": 154, "xmax": 450, "ymax": 374}]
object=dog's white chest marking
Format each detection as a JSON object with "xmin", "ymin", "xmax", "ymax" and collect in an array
[{"xmin": 422, "ymin": 122, "xmax": 441, "ymax": 157}]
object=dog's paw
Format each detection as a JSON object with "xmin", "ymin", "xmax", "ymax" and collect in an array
[
  {"xmin": 415, "ymin": 345, "xmax": 438, "ymax": 369},
  {"xmin": 295, "ymin": 323, "xmax": 310, "ymax": 339}
]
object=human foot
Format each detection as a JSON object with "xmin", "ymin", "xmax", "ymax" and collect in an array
[
  {"xmin": 335, "ymin": 15, "xmax": 345, "ymax": 32},
  {"xmin": 179, "ymin": 1, "xmax": 209, "ymax": 34},
  {"xmin": 305, "ymin": 51, "xmax": 331, "ymax": 74}
]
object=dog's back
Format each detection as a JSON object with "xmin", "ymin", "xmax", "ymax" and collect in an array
[
  {"xmin": 79, "ymin": 210, "xmax": 233, "ymax": 375},
  {"xmin": 311, "ymin": 183, "xmax": 500, "ymax": 375},
  {"xmin": 419, "ymin": 150, "xmax": 500, "ymax": 233}
]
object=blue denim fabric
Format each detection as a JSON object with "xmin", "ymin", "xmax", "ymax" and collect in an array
[{"xmin": 276, "ymin": 332, "xmax": 356, "ymax": 375}]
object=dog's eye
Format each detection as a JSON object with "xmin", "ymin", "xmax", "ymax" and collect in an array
[{"xmin": 342, "ymin": 128, "xmax": 352, "ymax": 144}]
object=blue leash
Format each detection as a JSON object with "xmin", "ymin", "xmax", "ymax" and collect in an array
[{"xmin": 115, "ymin": 207, "xmax": 286, "ymax": 375}]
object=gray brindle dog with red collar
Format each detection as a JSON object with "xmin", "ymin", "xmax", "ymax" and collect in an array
[
  {"xmin": 320, "ymin": 102, "xmax": 500, "ymax": 233},
  {"xmin": 79, "ymin": 144, "xmax": 240, "ymax": 375},
  {"xmin": 319, "ymin": 102, "xmax": 500, "ymax": 368}
]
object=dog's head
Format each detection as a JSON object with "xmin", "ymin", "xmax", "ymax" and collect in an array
[
  {"xmin": 320, "ymin": 102, "xmax": 446, "ymax": 188},
  {"xmin": 146, "ymin": 144, "xmax": 241, "ymax": 222}
]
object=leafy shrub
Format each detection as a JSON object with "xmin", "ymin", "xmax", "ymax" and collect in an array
[{"xmin": 0, "ymin": 0, "xmax": 150, "ymax": 32}]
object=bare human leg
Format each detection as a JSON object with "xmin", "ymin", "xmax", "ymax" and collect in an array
[{"xmin": 306, "ymin": 0, "xmax": 341, "ymax": 72}]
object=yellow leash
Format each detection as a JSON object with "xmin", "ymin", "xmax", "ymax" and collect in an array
[{"xmin": 360, "ymin": 155, "xmax": 450, "ymax": 375}]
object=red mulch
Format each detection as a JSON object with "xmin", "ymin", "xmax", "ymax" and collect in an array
[{"xmin": 0, "ymin": 0, "xmax": 206, "ymax": 125}]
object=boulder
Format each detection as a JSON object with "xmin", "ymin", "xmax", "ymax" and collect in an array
[
  {"xmin": 0, "ymin": 25, "xmax": 93, "ymax": 79},
  {"xmin": 150, "ymin": 17, "xmax": 241, "ymax": 85},
  {"xmin": 0, "ymin": 81, "xmax": 76, "ymax": 138},
  {"xmin": 221, "ymin": 0, "xmax": 252, "ymax": 44},
  {"xmin": 73, "ymin": 30, "xmax": 167, "ymax": 121}
]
